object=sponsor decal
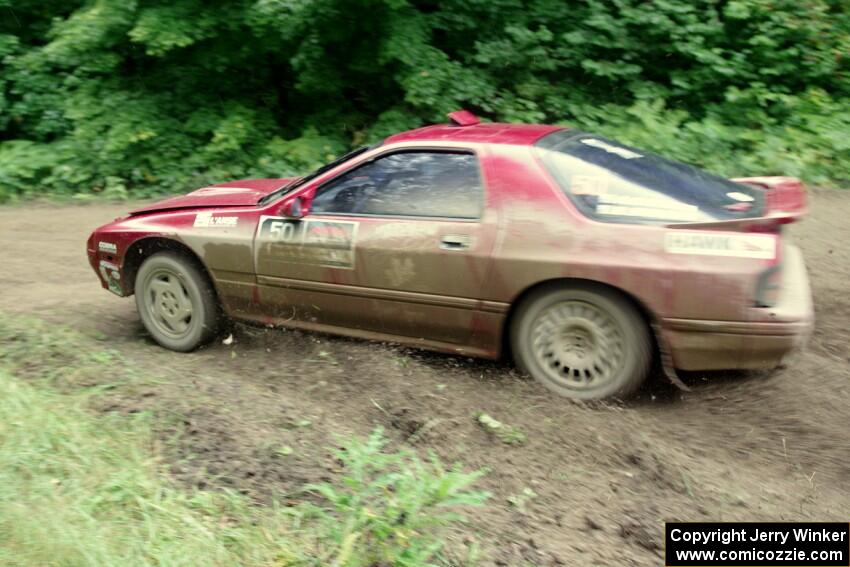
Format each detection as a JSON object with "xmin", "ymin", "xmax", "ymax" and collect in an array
[
  {"xmin": 726, "ymin": 191, "xmax": 755, "ymax": 202},
  {"xmin": 597, "ymin": 204, "xmax": 704, "ymax": 221},
  {"xmin": 385, "ymin": 257, "xmax": 416, "ymax": 288},
  {"xmin": 596, "ymin": 194, "xmax": 704, "ymax": 221},
  {"xmin": 98, "ymin": 241, "xmax": 118, "ymax": 253},
  {"xmin": 571, "ymin": 174, "xmax": 609, "ymax": 196},
  {"xmin": 193, "ymin": 212, "xmax": 238, "ymax": 228},
  {"xmin": 258, "ymin": 217, "xmax": 357, "ymax": 269},
  {"xmin": 665, "ymin": 230, "xmax": 776, "ymax": 260},
  {"xmin": 580, "ymin": 138, "xmax": 643, "ymax": 159},
  {"xmin": 98, "ymin": 260, "xmax": 123, "ymax": 296}
]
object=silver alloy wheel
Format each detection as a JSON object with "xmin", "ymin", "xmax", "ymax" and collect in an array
[
  {"xmin": 530, "ymin": 300, "xmax": 625, "ymax": 389},
  {"xmin": 141, "ymin": 268, "xmax": 194, "ymax": 339}
]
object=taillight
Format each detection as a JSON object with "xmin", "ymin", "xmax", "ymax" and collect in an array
[
  {"xmin": 754, "ymin": 230, "xmax": 783, "ymax": 307},
  {"xmin": 755, "ymin": 264, "xmax": 782, "ymax": 307}
]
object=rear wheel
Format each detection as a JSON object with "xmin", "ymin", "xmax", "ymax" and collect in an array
[
  {"xmin": 511, "ymin": 285, "xmax": 651, "ymax": 400},
  {"xmin": 134, "ymin": 252, "xmax": 220, "ymax": 352}
]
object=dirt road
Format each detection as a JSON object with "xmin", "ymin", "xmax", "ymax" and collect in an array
[{"xmin": 1, "ymin": 192, "xmax": 848, "ymax": 565}]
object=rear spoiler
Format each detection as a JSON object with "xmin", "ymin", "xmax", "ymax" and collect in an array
[
  {"xmin": 731, "ymin": 176, "xmax": 808, "ymax": 218},
  {"xmin": 667, "ymin": 176, "xmax": 807, "ymax": 231}
]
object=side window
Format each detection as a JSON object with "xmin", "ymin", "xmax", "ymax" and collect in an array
[
  {"xmin": 536, "ymin": 131, "xmax": 764, "ymax": 224},
  {"xmin": 539, "ymin": 151, "xmax": 709, "ymax": 222},
  {"xmin": 311, "ymin": 151, "xmax": 483, "ymax": 219}
]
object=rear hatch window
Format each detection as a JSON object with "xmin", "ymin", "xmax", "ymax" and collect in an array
[{"xmin": 536, "ymin": 130, "xmax": 765, "ymax": 224}]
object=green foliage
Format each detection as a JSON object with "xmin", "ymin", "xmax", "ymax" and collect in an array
[
  {"xmin": 0, "ymin": 313, "xmax": 302, "ymax": 566},
  {"xmin": 0, "ymin": 313, "xmax": 488, "ymax": 565},
  {"xmin": 0, "ymin": 312, "xmax": 127, "ymax": 387},
  {"xmin": 0, "ymin": 0, "xmax": 848, "ymax": 202},
  {"xmin": 299, "ymin": 427, "xmax": 489, "ymax": 566},
  {"xmin": 572, "ymin": 88, "xmax": 850, "ymax": 187},
  {"xmin": 0, "ymin": 372, "xmax": 309, "ymax": 566}
]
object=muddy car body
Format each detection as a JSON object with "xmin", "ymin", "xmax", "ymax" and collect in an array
[{"xmin": 87, "ymin": 111, "xmax": 814, "ymax": 400}]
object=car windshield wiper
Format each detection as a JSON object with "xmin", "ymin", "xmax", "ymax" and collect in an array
[{"xmin": 258, "ymin": 145, "xmax": 373, "ymax": 205}]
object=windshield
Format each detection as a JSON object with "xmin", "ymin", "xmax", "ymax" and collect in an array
[
  {"xmin": 258, "ymin": 144, "xmax": 375, "ymax": 205},
  {"xmin": 535, "ymin": 130, "xmax": 764, "ymax": 224}
]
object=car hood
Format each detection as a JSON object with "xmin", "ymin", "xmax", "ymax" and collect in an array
[{"xmin": 129, "ymin": 178, "xmax": 294, "ymax": 215}]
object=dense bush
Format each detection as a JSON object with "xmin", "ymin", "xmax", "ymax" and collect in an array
[{"xmin": 0, "ymin": 0, "xmax": 848, "ymax": 201}]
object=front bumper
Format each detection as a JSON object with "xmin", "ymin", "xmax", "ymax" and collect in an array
[
  {"xmin": 661, "ymin": 244, "xmax": 814, "ymax": 371},
  {"xmin": 87, "ymin": 235, "xmax": 126, "ymax": 297}
]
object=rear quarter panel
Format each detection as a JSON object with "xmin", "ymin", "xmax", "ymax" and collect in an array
[{"xmin": 480, "ymin": 144, "xmax": 767, "ymax": 329}]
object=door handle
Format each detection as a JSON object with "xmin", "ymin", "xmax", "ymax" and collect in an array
[{"xmin": 440, "ymin": 234, "xmax": 472, "ymax": 250}]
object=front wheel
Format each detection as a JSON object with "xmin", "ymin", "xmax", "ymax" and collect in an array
[
  {"xmin": 134, "ymin": 252, "xmax": 220, "ymax": 352},
  {"xmin": 510, "ymin": 286, "xmax": 652, "ymax": 400}
]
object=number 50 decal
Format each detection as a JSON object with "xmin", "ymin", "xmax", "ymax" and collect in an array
[
  {"xmin": 257, "ymin": 216, "xmax": 358, "ymax": 269},
  {"xmin": 268, "ymin": 220, "xmax": 299, "ymax": 242}
]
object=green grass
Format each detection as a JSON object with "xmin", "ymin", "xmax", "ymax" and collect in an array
[
  {"xmin": 0, "ymin": 373, "xmax": 303, "ymax": 566},
  {"xmin": 0, "ymin": 315, "xmax": 487, "ymax": 566}
]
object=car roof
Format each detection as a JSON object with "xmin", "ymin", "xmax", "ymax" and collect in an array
[{"xmin": 384, "ymin": 122, "xmax": 564, "ymax": 146}]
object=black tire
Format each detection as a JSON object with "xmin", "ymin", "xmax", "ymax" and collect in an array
[
  {"xmin": 134, "ymin": 251, "xmax": 220, "ymax": 352},
  {"xmin": 510, "ymin": 285, "xmax": 651, "ymax": 400}
]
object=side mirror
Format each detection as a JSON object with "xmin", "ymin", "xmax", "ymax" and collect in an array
[{"xmin": 283, "ymin": 195, "xmax": 311, "ymax": 219}]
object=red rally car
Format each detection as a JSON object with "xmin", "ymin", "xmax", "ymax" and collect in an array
[{"xmin": 87, "ymin": 111, "xmax": 814, "ymax": 400}]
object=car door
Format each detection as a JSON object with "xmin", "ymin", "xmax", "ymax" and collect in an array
[{"xmin": 254, "ymin": 148, "xmax": 497, "ymax": 345}]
